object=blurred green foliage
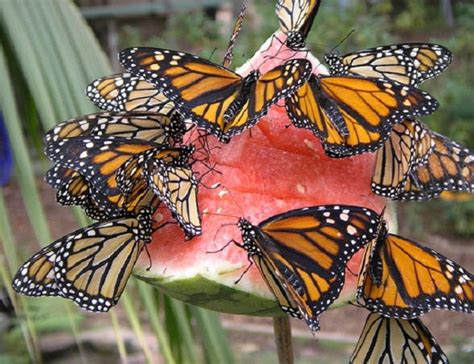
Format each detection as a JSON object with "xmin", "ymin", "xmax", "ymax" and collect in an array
[{"xmin": 119, "ymin": 0, "xmax": 473, "ymax": 238}]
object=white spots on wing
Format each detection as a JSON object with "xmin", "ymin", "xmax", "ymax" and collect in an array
[{"xmin": 347, "ymin": 225, "xmax": 357, "ymax": 235}]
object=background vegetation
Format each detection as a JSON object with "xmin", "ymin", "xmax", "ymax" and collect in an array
[{"xmin": 1, "ymin": 0, "xmax": 473, "ymax": 363}]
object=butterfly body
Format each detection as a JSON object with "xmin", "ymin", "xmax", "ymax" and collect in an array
[
  {"xmin": 237, "ymin": 205, "xmax": 380, "ymax": 332},
  {"xmin": 223, "ymin": 71, "xmax": 260, "ymax": 121}
]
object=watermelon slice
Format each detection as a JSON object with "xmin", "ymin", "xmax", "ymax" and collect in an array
[{"xmin": 134, "ymin": 32, "xmax": 387, "ymax": 316}]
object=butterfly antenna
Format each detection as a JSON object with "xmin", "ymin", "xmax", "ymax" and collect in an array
[
  {"xmin": 208, "ymin": 47, "xmax": 218, "ymax": 62},
  {"xmin": 221, "ymin": 186, "xmax": 246, "ymax": 219},
  {"xmin": 329, "ymin": 29, "xmax": 355, "ymax": 54}
]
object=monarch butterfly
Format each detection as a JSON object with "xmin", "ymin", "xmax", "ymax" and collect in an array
[
  {"xmin": 357, "ymin": 220, "xmax": 474, "ymax": 319},
  {"xmin": 398, "ymin": 131, "xmax": 473, "ymax": 201},
  {"xmin": 222, "ymin": 3, "xmax": 247, "ymax": 68},
  {"xmin": 45, "ymin": 136, "xmax": 193, "ymax": 216},
  {"xmin": 371, "ymin": 119, "xmax": 435, "ymax": 198},
  {"xmin": 275, "ymin": 0, "xmax": 322, "ymax": 49},
  {"xmin": 372, "ymin": 121, "xmax": 474, "ymax": 200},
  {"xmin": 86, "ymin": 73, "xmax": 176, "ymax": 115},
  {"xmin": 44, "ymin": 112, "xmax": 186, "ymax": 146},
  {"xmin": 46, "ymin": 164, "xmax": 160, "ymax": 220},
  {"xmin": 238, "ymin": 205, "xmax": 381, "ymax": 332},
  {"xmin": 350, "ymin": 312, "xmax": 449, "ymax": 364},
  {"xmin": 119, "ymin": 47, "xmax": 313, "ymax": 142},
  {"xmin": 146, "ymin": 160, "xmax": 201, "ymax": 238},
  {"xmin": 285, "ymin": 75, "xmax": 439, "ymax": 157},
  {"xmin": 326, "ymin": 43, "xmax": 453, "ymax": 86},
  {"xmin": 12, "ymin": 209, "xmax": 153, "ymax": 311}
]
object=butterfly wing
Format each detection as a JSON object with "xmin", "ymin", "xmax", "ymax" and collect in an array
[
  {"xmin": 358, "ymin": 232, "xmax": 474, "ymax": 319},
  {"xmin": 326, "ymin": 43, "xmax": 452, "ymax": 86},
  {"xmin": 399, "ymin": 131, "xmax": 473, "ymax": 201},
  {"xmin": 276, "ymin": 0, "xmax": 321, "ymax": 47},
  {"xmin": 222, "ymin": 4, "xmax": 246, "ymax": 68},
  {"xmin": 86, "ymin": 72, "xmax": 176, "ymax": 114},
  {"xmin": 52, "ymin": 212, "xmax": 152, "ymax": 311},
  {"xmin": 250, "ymin": 254, "xmax": 304, "ymax": 320},
  {"xmin": 44, "ymin": 112, "xmax": 185, "ymax": 146},
  {"xmin": 325, "ymin": 51, "xmax": 418, "ymax": 85},
  {"xmin": 350, "ymin": 313, "xmax": 449, "ymax": 364},
  {"xmin": 147, "ymin": 162, "xmax": 201, "ymax": 238},
  {"xmin": 397, "ymin": 43, "xmax": 453, "ymax": 84},
  {"xmin": 371, "ymin": 119, "xmax": 434, "ymax": 198},
  {"xmin": 46, "ymin": 165, "xmax": 78, "ymax": 190},
  {"xmin": 287, "ymin": 76, "xmax": 438, "ymax": 157},
  {"xmin": 12, "ymin": 242, "xmax": 63, "ymax": 297},
  {"xmin": 239, "ymin": 205, "xmax": 380, "ymax": 331},
  {"xmin": 119, "ymin": 47, "xmax": 244, "ymax": 141}
]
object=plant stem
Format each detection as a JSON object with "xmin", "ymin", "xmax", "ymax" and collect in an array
[{"xmin": 273, "ymin": 317, "xmax": 294, "ymax": 364}]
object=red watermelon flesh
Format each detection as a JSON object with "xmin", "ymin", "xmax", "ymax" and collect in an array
[{"xmin": 134, "ymin": 32, "xmax": 387, "ymax": 316}]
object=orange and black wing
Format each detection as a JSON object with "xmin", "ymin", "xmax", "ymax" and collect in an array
[
  {"xmin": 222, "ymin": 4, "xmax": 246, "ymax": 68},
  {"xmin": 371, "ymin": 119, "xmax": 434, "ymax": 198},
  {"xmin": 14, "ymin": 211, "xmax": 153, "ymax": 311},
  {"xmin": 326, "ymin": 43, "xmax": 452, "ymax": 86},
  {"xmin": 276, "ymin": 0, "xmax": 322, "ymax": 48},
  {"xmin": 239, "ymin": 205, "xmax": 381, "ymax": 332},
  {"xmin": 399, "ymin": 43, "xmax": 453, "ymax": 84},
  {"xmin": 46, "ymin": 166, "xmax": 98, "ymax": 209},
  {"xmin": 86, "ymin": 72, "xmax": 176, "ymax": 114},
  {"xmin": 44, "ymin": 112, "xmax": 185, "ymax": 146},
  {"xmin": 350, "ymin": 313, "xmax": 449, "ymax": 364},
  {"xmin": 120, "ymin": 48, "xmax": 311, "ymax": 142},
  {"xmin": 147, "ymin": 162, "xmax": 201, "ymax": 238},
  {"xmin": 286, "ymin": 75, "xmax": 438, "ymax": 157},
  {"xmin": 119, "ymin": 47, "xmax": 244, "ymax": 141},
  {"xmin": 358, "ymin": 231, "xmax": 474, "ymax": 319},
  {"xmin": 12, "ymin": 242, "xmax": 63, "ymax": 297},
  {"xmin": 398, "ymin": 131, "xmax": 473, "ymax": 201}
]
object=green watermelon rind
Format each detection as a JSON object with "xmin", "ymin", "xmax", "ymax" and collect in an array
[
  {"xmin": 134, "ymin": 269, "xmax": 284, "ymax": 316},
  {"xmin": 134, "ymin": 268, "xmax": 353, "ymax": 316}
]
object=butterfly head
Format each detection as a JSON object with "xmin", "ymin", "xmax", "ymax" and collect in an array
[
  {"xmin": 237, "ymin": 218, "xmax": 260, "ymax": 254},
  {"xmin": 324, "ymin": 52, "xmax": 345, "ymax": 74}
]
